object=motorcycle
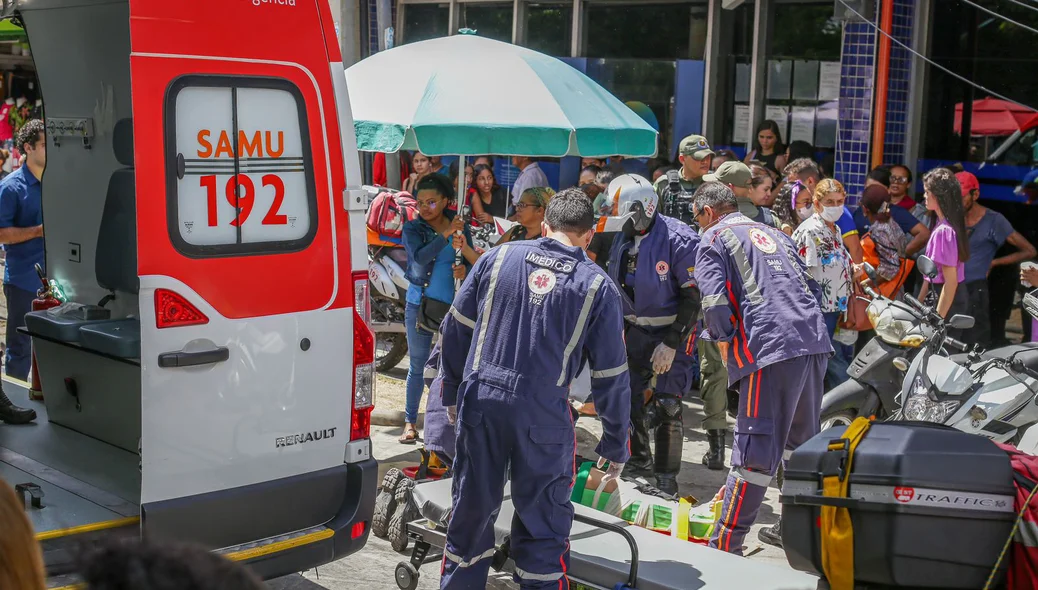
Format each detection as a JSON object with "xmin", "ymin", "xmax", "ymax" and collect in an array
[
  {"xmin": 820, "ymin": 256, "xmax": 955, "ymax": 428},
  {"xmin": 892, "ymin": 288, "xmax": 1038, "ymax": 450},
  {"xmin": 821, "ymin": 256, "xmax": 1038, "ymax": 430}
]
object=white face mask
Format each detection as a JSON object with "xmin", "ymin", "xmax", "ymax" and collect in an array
[
  {"xmin": 797, "ymin": 206, "xmax": 814, "ymax": 221},
  {"xmin": 820, "ymin": 205, "xmax": 844, "ymax": 223}
]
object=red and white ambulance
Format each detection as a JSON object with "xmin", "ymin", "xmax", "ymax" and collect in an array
[{"xmin": 0, "ymin": 0, "xmax": 377, "ymax": 582}]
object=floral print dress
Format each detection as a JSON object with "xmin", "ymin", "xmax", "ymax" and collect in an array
[{"xmin": 791, "ymin": 214, "xmax": 853, "ymax": 313}]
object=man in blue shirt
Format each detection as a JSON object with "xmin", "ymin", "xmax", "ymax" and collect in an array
[{"xmin": 0, "ymin": 119, "xmax": 44, "ymax": 424}]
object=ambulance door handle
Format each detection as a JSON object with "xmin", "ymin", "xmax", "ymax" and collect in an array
[{"xmin": 157, "ymin": 347, "xmax": 229, "ymax": 368}]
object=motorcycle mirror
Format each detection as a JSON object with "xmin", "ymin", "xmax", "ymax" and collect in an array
[
  {"xmin": 948, "ymin": 314, "xmax": 975, "ymax": 330},
  {"xmin": 862, "ymin": 262, "xmax": 879, "ymax": 283},
  {"xmin": 916, "ymin": 255, "xmax": 938, "ymax": 279}
]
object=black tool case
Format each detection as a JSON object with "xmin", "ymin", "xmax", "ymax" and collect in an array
[{"xmin": 780, "ymin": 422, "xmax": 1016, "ymax": 589}]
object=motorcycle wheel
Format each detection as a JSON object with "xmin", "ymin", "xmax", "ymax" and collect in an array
[
  {"xmin": 820, "ymin": 409, "xmax": 857, "ymax": 431},
  {"xmin": 377, "ymin": 333, "xmax": 408, "ymax": 372}
]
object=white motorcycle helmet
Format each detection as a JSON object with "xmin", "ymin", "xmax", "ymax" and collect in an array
[{"xmin": 606, "ymin": 174, "xmax": 659, "ymax": 232}]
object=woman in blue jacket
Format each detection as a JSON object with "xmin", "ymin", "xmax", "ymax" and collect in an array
[{"xmin": 399, "ymin": 174, "xmax": 476, "ymax": 443}]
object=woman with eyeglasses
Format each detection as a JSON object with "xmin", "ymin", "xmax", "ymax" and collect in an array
[
  {"xmin": 399, "ymin": 174, "xmax": 478, "ymax": 444},
  {"xmin": 495, "ymin": 187, "xmax": 553, "ymax": 246}
]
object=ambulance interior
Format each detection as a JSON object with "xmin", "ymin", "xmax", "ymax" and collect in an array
[{"xmin": 0, "ymin": 0, "xmax": 144, "ymax": 544}]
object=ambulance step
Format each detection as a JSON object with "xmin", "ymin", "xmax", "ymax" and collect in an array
[
  {"xmin": 38, "ymin": 516, "xmax": 140, "ymax": 577},
  {"xmin": 215, "ymin": 524, "xmax": 335, "ymax": 564}
]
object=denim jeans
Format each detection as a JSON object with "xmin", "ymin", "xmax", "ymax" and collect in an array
[
  {"xmin": 404, "ymin": 302, "xmax": 434, "ymax": 425},
  {"xmin": 4, "ymin": 284, "xmax": 33, "ymax": 381},
  {"xmin": 823, "ymin": 311, "xmax": 853, "ymax": 390}
]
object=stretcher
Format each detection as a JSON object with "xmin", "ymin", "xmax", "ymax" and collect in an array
[{"xmin": 394, "ymin": 477, "xmax": 820, "ymax": 590}]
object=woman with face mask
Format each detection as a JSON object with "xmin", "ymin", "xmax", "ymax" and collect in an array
[
  {"xmin": 792, "ymin": 178, "xmax": 859, "ymax": 388},
  {"xmin": 772, "ymin": 179, "xmax": 812, "ymax": 235}
]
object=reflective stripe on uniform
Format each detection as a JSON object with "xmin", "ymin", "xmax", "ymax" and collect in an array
[
  {"xmin": 591, "ymin": 362, "xmax": 628, "ymax": 379},
  {"xmin": 449, "ymin": 306, "xmax": 476, "ymax": 329},
  {"xmin": 702, "ymin": 294, "xmax": 729, "ymax": 309},
  {"xmin": 624, "ymin": 314, "xmax": 677, "ymax": 327},
  {"xmin": 444, "ymin": 547, "xmax": 497, "ymax": 568},
  {"xmin": 731, "ymin": 465, "xmax": 772, "ymax": 488},
  {"xmin": 514, "ymin": 567, "xmax": 565, "ymax": 582},
  {"xmin": 557, "ymin": 275, "xmax": 605, "ymax": 386},
  {"xmin": 472, "ymin": 245, "xmax": 510, "ymax": 371},
  {"xmin": 718, "ymin": 228, "xmax": 764, "ymax": 305}
]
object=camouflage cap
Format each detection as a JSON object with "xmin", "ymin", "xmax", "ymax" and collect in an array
[
  {"xmin": 679, "ymin": 135, "xmax": 714, "ymax": 161},
  {"xmin": 704, "ymin": 161, "xmax": 752, "ymax": 188}
]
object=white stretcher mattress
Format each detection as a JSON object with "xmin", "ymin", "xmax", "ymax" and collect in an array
[{"xmin": 412, "ymin": 478, "xmax": 821, "ymax": 590}]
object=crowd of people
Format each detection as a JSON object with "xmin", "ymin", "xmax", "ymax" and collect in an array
[{"xmin": 384, "ymin": 120, "xmax": 1038, "ymax": 587}]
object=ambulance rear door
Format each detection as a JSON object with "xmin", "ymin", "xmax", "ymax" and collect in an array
[{"xmin": 129, "ymin": 0, "xmax": 361, "ymax": 548}]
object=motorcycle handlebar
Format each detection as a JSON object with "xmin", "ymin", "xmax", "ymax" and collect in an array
[
  {"xmin": 1011, "ymin": 359, "xmax": 1038, "ymax": 382},
  {"xmin": 944, "ymin": 336, "xmax": 968, "ymax": 352}
]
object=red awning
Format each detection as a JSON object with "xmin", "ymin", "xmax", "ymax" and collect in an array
[{"xmin": 955, "ymin": 97, "xmax": 1038, "ymax": 136}]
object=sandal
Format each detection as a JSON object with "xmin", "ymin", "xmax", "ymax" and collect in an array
[{"xmin": 399, "ymin": 424, "xmax": 419, "ymax": 444}]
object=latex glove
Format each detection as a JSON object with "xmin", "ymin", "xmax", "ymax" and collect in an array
[
  {"xmin": 597, "ymin": 456, "xmax": 625, "ymax": 485},
  {"xmin": 651, "ymin": 343, "xmax": 676, "ymax": 374},
  {"xmin": 446, "ymin": 405, "xmax": 457, "ymax": 425}
]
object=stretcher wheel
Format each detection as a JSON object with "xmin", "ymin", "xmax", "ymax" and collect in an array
[
  {"xmin": 389, "ymin": 479, "xmax": 419, "ymax": 552},
  {"xmin": 373, "ymin": 468, "xmax": 405, "ymax": 539},
  {"xmin": 394, "ymin": 561, "xmax": 419, "ymax": 590}
]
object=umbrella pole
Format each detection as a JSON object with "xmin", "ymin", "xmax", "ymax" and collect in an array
[{"xmin": 455, "ymin": 155, "xmax": 468, "ymax": 292}]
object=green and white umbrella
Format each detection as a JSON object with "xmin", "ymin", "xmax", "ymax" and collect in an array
[{"xmin": 345, "ymin": 32, "xmax": 658, "ymax": 158}]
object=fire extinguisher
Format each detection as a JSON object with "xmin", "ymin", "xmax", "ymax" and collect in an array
[{"xmin": 29, "ymin": 263, "xmax": 59, "ymax": 401}]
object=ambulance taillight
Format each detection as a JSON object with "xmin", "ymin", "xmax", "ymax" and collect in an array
[
  {"xmin": 351, "ymin": 271, "xmax": 375, "ymax": 440},
  {"xmin": 155, "ymin": 288, "xmax": 209, "ymax": 329}
]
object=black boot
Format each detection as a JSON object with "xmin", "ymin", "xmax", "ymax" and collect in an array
[
  {"xmin": 653, "ymin": 395, "xmax": 684, "ymax": 496},
  {"xmin": 758, "ymin": 520, "xmax": 783, "ymax": 548},
  {"xmin": 0, "ymin": 388, "xmax": 35, "ymax": 424},
  {"xmin": 700, "ymin": 429, "xmax": 726, "ymax": 470},
  {"xmin": 624, "ymin": 415, "xmax": 655, "ymax": 478}
]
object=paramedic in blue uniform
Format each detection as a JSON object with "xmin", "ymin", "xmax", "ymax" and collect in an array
[
  {"xmin": 605, "ymin": 174, "xmax": 700, "ymax": 496},
  {"xmin": 691, "ymin": 182, "xmax": 832, "ymax": 555},
  {"xmin": 438, "ymin": 188, "xmax": 631, "ymax": 590}
]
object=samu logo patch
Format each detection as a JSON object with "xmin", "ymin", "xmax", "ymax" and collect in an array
[{"xmin": 528, "ymin": 268, "xmax": 556, "ymax": 305}]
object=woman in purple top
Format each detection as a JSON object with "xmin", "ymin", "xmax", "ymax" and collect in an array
[{"xmin": 918, "ymin": 168, "xmax": 970, "ymax": 324}]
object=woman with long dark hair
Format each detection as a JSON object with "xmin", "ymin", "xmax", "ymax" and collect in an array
[
  {"xmin": 918, "ymin": 168, "xmax": 970, "ymax": 322},
  {"xmin": 744, "ymin": 120, "xmax": 787, "ymax": 175},
  {"xmin": 399, "ymin": 175, "xmax": 477, "ymax": 443},
  {"xmin": 469, "ymin": 164, "xmax": 508, "ymax": 223}
]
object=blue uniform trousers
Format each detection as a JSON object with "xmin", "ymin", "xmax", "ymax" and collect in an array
[
  {"xmin": 710, "ymin": 353, "xmax": 826, "ymax": 554},
  {"xmin": 441, "ymin": 379, "xmax": 574, "ymax": 589}
]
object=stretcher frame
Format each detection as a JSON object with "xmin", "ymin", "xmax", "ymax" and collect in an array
[{"xmin": 396, "ymin": 511, "xmax": 640, "ymax": 590}]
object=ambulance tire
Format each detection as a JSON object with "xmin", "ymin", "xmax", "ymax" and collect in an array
[
  {"xmin": 390, "ymin": 478, "xmax": 419, "ymax": 552},
  {"xmin": 373, "ymin": 468, "xmax": 405, "ymax": 538}
]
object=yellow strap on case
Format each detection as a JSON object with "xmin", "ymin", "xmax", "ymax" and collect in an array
[{"xmin": 820, "ymin": 416, "xmax": 873, "ymax": 590}]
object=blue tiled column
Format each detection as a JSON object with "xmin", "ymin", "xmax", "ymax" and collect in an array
[
  {"xmin": 835, "ymin": 1, "xmax": 917, "ymax": 204},
  {"xmin": 835, "ymin": 20, "xmax": 877, "ymax": 204}
]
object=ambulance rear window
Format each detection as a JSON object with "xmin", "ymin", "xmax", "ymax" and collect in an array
[{"xmin": 165, "ymin": 76, "xmax": 318, "ymax": 257}]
